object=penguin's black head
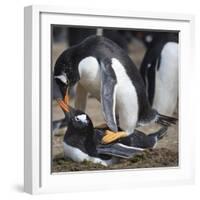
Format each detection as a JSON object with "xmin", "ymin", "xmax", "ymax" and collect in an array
[
  {"xmin": 53, "ymin": 48, "xmax": 80, "ymax": 101},
  {"xmin": 69, "ymin": 110, "xmax": 94, "ymax": 135},
  {"xmin": 63, "ymin": 109, "xmax": 96, "ymax": 157}
]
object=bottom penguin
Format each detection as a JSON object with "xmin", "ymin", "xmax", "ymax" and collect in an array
[{"xmin": 63, "ymin": 108, "xmax": 168, "ymax": 166}]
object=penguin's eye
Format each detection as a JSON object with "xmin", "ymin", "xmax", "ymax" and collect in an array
[
  {"xmin": 75, "ymin": 116, "xmax": 80, "ymax": 121},
  {"xmin": 54, "ymin": 73, "xmax": 68, "ymax": 85},
  {"xmin": 74, "ymin": 114, "xmax": 88, "ymax": 124}
]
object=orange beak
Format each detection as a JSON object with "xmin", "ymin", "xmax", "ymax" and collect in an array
[{"xmin": 57, "ymin": 89, "xmax": 70, "ymax": 112}]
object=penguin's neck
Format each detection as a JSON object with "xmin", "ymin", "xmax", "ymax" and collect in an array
[
  {"xmin": 64, "ymin": 122, "xmax": 97, "ymax": 156},
  {"xmin": 84, "ymin": 129, "xmax": 98, "ymax": 157},
  {"xmin": 64, "ymin": 123, "xmax": 88, "ymax": 154},
  {"xmin": 78, "ymin": 56, "xmax": 101, "ymax": 100}
]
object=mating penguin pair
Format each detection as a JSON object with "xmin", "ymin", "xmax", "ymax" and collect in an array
[
  {"xmin": 140, "ymin": 33, "xmax": 178, "ymax": 116},
  {"xmin": 53, "ymin": 35, "xmax": 177, "ymax": 144},
  {"xmin": 63, "ymin": 105, "xmax": 168, "ymax": 166}
]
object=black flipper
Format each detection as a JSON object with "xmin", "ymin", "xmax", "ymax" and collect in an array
[
  {"xmin": 53, "ymin": 120, "xmax": 63, "ymax": 133},
  {"xmin": 52, "ymin": 117, "xmax": 69, "ymax": 133},
  {"xmin": 118, "ymin": 126, "xmax": 168, "ymax": 149},
  {"xmin": 97, "ymin": 143, "xmax": 144, "ymax": 159},
  {"xmin": 156, "ymin": 113, "xmax": 177, "ymax": 126},
  {"xmin": 142, "ymin": 126, "xmax": 168, "ymax": 148},
  {"xmin": 99, "ymin": 58, "xmax": 118, "ymax": 132}
]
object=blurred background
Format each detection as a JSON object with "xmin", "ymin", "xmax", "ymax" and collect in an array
[{"xmin": 51, "ymin": 26, "xmax": 178, "ymax": 172}]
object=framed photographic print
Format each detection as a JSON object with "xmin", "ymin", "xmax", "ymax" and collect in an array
[{"xmin": 24, "ymin": 5, "xmax": 195, "ymax": 194}]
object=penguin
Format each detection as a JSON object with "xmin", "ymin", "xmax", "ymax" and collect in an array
[
  {"xmin": 140, "ymin": 32, "xmax": 178, "ymax": 116},
  {"xmin": 53, "ymin": 35, "xmax": 176, "ymax": 144},
  {"xmin": 63, "ymin": 105, "xmax": 168, "ymax": 166}
]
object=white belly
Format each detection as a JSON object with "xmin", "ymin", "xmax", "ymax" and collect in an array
[
  {"xmin": 78, "ymin": 56, "xmax": 139, "ymax": 134},
  {"xmin": 63, "ymin": 142, "xmax": 111, "ymax": 166},
  {"xmin": 153, "ymin": 42, "xmax": 178, "ymax": 116},
  {"xmin": 111, "ymin": 58, "xmax": 139, "ymax": 134},
  {"xmin": 78, "ymin": 56, "xmax": 101, "ymax": 100}
]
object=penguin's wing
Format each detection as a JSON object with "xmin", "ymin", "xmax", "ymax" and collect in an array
[
  {"xmin": 97, "ymin": 143, "xmax": 144, "ymax": 159},
  {"xmin": 100, "ymin": 59, "xmax": 118, "ymax": 132}
]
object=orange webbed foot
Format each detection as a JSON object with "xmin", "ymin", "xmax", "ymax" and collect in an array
[{"xmin": 101, "ymin": 130, "xmax": 127, "ymax": 144}]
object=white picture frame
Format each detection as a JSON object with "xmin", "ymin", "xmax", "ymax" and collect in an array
[{"xmin": 24, "ymin": 5, "xmax": 195, "ymax": 194}]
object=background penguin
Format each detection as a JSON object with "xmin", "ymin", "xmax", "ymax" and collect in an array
[
  {"xmin": 54, "ymin": 35, "xmax": 176, "ymax": 144},
  {"xmin": 63, "ymin": 106, "xmax": 168, "ymax": 166},
  {"xmin": 140, "ymin": 32, "xmax": 178, "ymax": 116}
]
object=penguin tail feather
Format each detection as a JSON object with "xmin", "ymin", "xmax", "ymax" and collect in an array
[
  {"xmin": 97, "ymin": 143, "xmax": 144, "ymax": 159},
  {"xmin": 156, "ymin": 114, "xmax": 177, "ymax": 126},
  {"xmin": 149, "ymin": 126, "xmax": 168, "ymax": 140}
]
